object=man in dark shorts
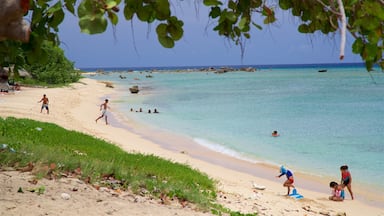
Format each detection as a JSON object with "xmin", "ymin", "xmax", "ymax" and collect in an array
[{"xmin": 38, "ymin": 94, "xmax": 49, "ymax": 114}]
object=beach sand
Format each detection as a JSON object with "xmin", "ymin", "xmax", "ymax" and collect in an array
[{"xmin": 1, "ymin": 78, "xmax": 383, "ymax": 216}]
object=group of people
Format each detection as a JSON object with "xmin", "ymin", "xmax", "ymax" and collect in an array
[
  {"xmin": 39, "ymin": 95, "xmax": 355, "ymax": 202},
  {"xmin": 38, "ymin": 95, "xmax": 159, "ymax": 125},
  {"xmin": 130, "ymin": 107, "xmax": 159, "ymax": 114},
  {"xmin": 37, "ymin": 94, "xmax": 110, "ymax": 125},
  {"xmin": 276, "ymin": 165, "xmax": 354, "ymax": 201},
  {"xmin": 328, "ymin": 165, "xmax": 354, "ymax": 201}
]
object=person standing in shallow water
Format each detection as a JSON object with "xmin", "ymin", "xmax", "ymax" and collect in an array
[
  {"xmin": 38, "ymin": 94, "xmax": 49, "ymax": 114},
  {"xmin": 95, "ymin": 99, "xmax": 110, "ymax": 125},
  {"xmin": 272, "ymin": 130, "xmax": 279, "ymax": 137}
]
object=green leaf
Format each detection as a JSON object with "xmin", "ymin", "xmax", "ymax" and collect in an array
[
  {"xmin": 32, "ymin": 8, "xmax": 43, "ymax": 24},
  {"xmin": 79, "ymin": 15, "xmax": 108, "ymax": 34},
  {"xmin": 156, "ymin": 23, "xmax": 168, "ymax": 37},
  {"xmin": 105, "ymin": 0, "xmax": 118, "ymax": 9},
  {"xmin": 78, "ymin": 0, "xmax": 97, "ymax": 18},
  {"xmin": 47, "ymin": 1, "xmax": 62, "ymax": 14},
  {"xmin": 49, "ymin": 9, "xmax": 65, "ymax": 28},
  {"xmin": 203, "ymin": 0, "xmax": 222, "ymax": 6},
  {"xmin": 225, "ymin": 11, "xmax": 237, "ymax": 23},
  {"xmin": 279, "ymin": 0, "xmax": 292, "ymax": 10},
  {"xmin": 209, "ymin": 7, "xmax": 221, "ymax": 18},
  {"xmin": 263, "ymin": 15, "xmax": 276, "ymax": 24},
  {"xmin": 228, "ymin": 0, "xmax": 236, "ymax": 10},
  {"xmin": 65, "ymin": 0, "xmax": 76, "ymax": 14},
  {"xmin": 154, "ymin": 0, "xmax": 170, "ymax": 20},
  {"xmin": 108, "ymin": 11, "xmax": 119, "ymax": 25},
  {"xmin": 238, "ymin": 17, "xmax": 247, "ymax": 31},
  {"xmin": 137, "ymin": 5, "xmax": 153, "ymax": 22},
  {"xmin": 167, "ymin": 23, "xmax": 183, "ymax": 41},
  {"xmin": 124, "ymin": 5, "xmax": 135, "ymax": 20},
  {"xmin": 158, "ymin": 36, "xmax": 174, "ymax": 48},
  {"xmin": 352, "ymin": 38, "xmax": 364, "ymax": 54},
  {"xmin": 364, "ymin": 43, "xmax": 378, "ymax": 62},
  {"xmin": 298, "ymin": 24, "xmax": 309, "ymax": 33}
]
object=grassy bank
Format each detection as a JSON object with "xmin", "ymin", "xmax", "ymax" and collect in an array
[{"xmin": 0, "ymin": 117, "xmax": 256, "ymax": 216}]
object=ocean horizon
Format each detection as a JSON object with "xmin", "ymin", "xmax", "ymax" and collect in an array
[
  {"xmin": 83, "ymin": 62, "xmax": 384, "ymax": 203},
  {"xmin": 79, "ymin": 62, "xmax": 368, "ymax": 72}
]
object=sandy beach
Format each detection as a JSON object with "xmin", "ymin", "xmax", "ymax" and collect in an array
[{"xmin": 1, "ymin": 78, "xmax": 383, "ymax": 216}]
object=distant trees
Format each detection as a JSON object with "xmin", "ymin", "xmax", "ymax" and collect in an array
[
  {"xmin": 23, "ymin": 41, "xmax": 80, "ymax": 85},
  {"xmin": 0, "ymin": 0, "xmax": 383, "ymax": 72}
]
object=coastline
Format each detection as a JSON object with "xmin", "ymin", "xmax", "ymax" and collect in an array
[{"xmin": 1, "ymin": 78, "xmax": 383, "ymax": 216}]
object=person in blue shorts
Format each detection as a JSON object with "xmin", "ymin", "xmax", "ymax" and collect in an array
[{"xmin": 276, "ymin": 165, "xmax": 295, "ymax": 195}]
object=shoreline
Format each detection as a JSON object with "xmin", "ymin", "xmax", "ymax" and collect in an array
[
  {"xmin": 1, "ymin": 78, "xmax": 383, "ymax": 216},
  {"xmin": 110, "ymin": 104, "xmax": 384, "ymax": 208}
]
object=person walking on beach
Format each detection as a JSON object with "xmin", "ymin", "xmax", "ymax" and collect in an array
[
  {"xmin": 38, "ymin": 94, "xmax": 49, "ymax": 114},
  {"xmin": 340, "ymin": 165, "xmax": 354, "ymax": 200},
  {"xmin": 276, "ymin": 165, "xmax": 295, "ymax": 195},
  {"xmin": 95, "ymin": 99, "xmax": 110, "ymax": 125}
]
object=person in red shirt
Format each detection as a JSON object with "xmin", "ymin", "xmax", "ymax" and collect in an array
[{"xmin": 340, "ymin": 165, "xmax": 354, "ymax": 200}]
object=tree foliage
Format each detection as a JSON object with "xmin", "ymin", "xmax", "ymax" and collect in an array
[
  {"xmin": 1, "ymin": 0, "xmax": 383, "ymax": 71},
  {"xmin": 22, "ymin": 41, "xmax": 81, "ymax": 85}
]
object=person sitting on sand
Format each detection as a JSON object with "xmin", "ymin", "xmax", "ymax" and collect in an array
[
  {"xmin": 276, "ymin": 165, "xmax": 295, "ymax": 195},
  {"xmin": 272, "ymin": 130, "xmax": 279, "ymax": 137},
  {"xmin": 329, "ymin": 181, "xmax": 345, "ymax": 201}
]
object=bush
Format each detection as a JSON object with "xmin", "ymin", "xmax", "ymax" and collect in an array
[{"xmin": 23, "ymin": 42, "xmax": 81, "ymax": 85}]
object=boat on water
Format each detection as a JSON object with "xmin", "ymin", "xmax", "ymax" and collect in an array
[
  {"xmin": 318, "ymin": 69, "xmax": 327, "ymax": 72},
  {"xmin": 129, "ymin": 85, "xmax": 139, "ymax": 94}
]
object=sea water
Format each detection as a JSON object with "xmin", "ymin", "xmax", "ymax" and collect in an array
[{"xmin": 84, "ymin": 64, "xmax": 384, "ymax": 194}]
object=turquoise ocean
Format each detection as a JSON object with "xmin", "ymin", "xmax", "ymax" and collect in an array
[{"xmin": 83, "ymin": 63, "xmax": 384, "ymax": 199}]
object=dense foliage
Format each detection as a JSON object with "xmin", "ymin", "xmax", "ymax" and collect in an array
[
  {"xmin": 0, "ymin": 0, "xmax": 383, "ymax": 72},
  {"xmin": 22, "ymin": 42, "xmax": 81, "ymax": 84}
]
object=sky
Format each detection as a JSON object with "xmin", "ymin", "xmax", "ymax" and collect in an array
[{"xmin": 58, "ymin": 1, "xmax": 363, "ymax": 69}]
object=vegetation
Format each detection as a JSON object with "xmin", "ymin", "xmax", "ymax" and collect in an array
[
  {"xmin": 22, "ymin": 41, "xmax": 81, "ymax": 85},
  {"xmin": 0, "ymin": 117, "xmax": 257, "ymax": 216},
  {"xmin": 0, "ymin": 0, "xmax": 383, "ymax": 72}
]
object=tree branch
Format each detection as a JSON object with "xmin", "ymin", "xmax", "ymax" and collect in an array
[
  {"xmin": 337, "ymin": 0, "xmax": 346, "ymax": 60},
  {"xmin": 315, "ymin": 0, "xmax": 340, "ymax": 15}
]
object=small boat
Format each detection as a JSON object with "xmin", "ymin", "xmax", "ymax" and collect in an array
[
  {"xmin": 129, "ymin": 85, "xmax": 139, "ymax": 94},
  {"xmin": 318, "ymin": 69, "xmax": 327, "ymax": 72}
]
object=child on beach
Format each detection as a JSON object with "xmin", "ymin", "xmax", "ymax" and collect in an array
[
  {"xmin": 95, "ymin": 99, "xmax": 110, "ymax": 125},
  {"xmin": 329, "ymin": 181, "xmax": 345, "ymax": 201},
  {"xmin": 38, "ymin": 94, "xmax": 49, "ymax": 114},
  {"xmin": 276, "ymin": 165, "xmax": 295, "ymax": 195},
  {"xmin": 340, "ymin": 165, "xmax": 354, "ymax": 200}
]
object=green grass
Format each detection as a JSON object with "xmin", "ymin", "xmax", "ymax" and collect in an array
[{"xmin": 0, "ymin": 117, "xmax": 257, "ymax": 215}]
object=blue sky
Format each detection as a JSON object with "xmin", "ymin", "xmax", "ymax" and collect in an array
[{"xmin": 59, "ymin": 2, "xmax": 362, "ymax": 68}]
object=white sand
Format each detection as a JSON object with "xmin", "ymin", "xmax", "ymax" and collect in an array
[{"xmin": 1, "ymin": 78, "xmax": 383, "ymax": 216}]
